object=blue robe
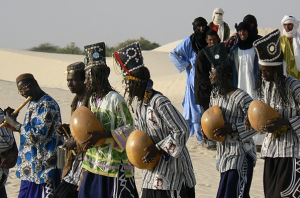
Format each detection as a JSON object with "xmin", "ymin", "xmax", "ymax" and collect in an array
[{"xmin": 169, "ymin": 37, "xmax": 203, "ymax": 143}]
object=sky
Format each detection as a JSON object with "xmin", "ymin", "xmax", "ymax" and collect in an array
[{"xmin": 0, "ymin": 0, "xmax": 299, "ymax": 50}]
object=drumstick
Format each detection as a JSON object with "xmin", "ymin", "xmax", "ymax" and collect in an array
[{"xmin": 0, "ymin": 96, "xmax": 32, "ymax": 128}]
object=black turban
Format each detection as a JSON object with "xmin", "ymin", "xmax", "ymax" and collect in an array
[{"xmin": 192, "ymin": 17, "xmax": 208, "ymax": 29}]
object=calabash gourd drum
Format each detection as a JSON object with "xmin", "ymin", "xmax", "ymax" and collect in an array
[
  {"xmin": 70, "ymin": 106, "xmax": 105, "ymax": 146},
  {"xmin": 201, "ymin": 105, "xmax": 226, "ymax": 142},
  {"xmin": 126, "ymin": 130, "xmax": 159, "ymax": 169},
  {"xmin": 248, "ymin": 100, "xmax": 280, "ymax": 133}
]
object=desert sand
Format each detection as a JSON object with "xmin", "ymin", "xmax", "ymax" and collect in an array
[{"xmin": 0, "ymin": 39, "xmax": 266, "ymax": 197}]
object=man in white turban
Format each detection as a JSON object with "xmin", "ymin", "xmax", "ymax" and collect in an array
[
  {"xmin": 281, "ymin": 15, "xmax": 300, "ymax": 79},
  {"xmin": 208, "ymin": 8, "xmax": 230, "ymax": 42}
]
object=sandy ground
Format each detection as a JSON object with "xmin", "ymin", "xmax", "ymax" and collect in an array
[{"xmin": 0, "ymin": 79, "xmax": 264, "ymax": 198}]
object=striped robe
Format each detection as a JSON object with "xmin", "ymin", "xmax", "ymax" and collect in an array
[
  {"xmin": 260, "ymin": 76, "xmax": 300, "ymax": 158},
  {"xmin": 135, "ymin": 93, "xmax": 196, "ymax": 190},
  {"xmin": 210, "ymin": 88, "xmax": 257, "ymax": 173},
  {"xmin": 0, "ymin": 109, "xmax": 15, "ymax": 187}
]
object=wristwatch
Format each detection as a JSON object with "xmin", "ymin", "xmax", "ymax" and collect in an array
[{"xmin": 232, "ymin": 123, "xmax": 237, "ymax": 132}]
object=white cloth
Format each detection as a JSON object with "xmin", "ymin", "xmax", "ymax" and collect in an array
[
  {"xmin": 212, "ymin": 8, "xmax": 225, "ymax": 42},
  {"xmin": 237, "ymin": 47, "xmax": 258, "ymax": 100},
  {"xmin": 281, "ymin": 15, "xmax": 300, "ymax": 71}
]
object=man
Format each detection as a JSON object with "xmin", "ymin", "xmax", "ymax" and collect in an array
[
  {"xmin": 194, "ymin": 30, "xmax": 221, "ymax": 150},
  {"xmin": 4, "ymin": 73, "xmax": 61, "ymax": 198},
  {"xmin": 208, "ymin": 8, "xmax": 230, "ymax": 42},
  {"xmin": 53, "ymin": 62, "xmax": 89, "ymax": 198},
  {"xmin": 209, "ymin": 58, "xmax": 257, "ymax": 198},
  {"xmin": 229, "ymin": 21, "xmax": 259, "ymax": 100},
  {"xmin": 78, "ymin": 42, "xmax": 138, "ymax": 198},
  {"xmin": 253, "ymin": 29, "xmax": 300, "ymax": 198},
  {"xmin": 0, "ymin": 108, "xmax": 15, "ymax": 198},
  {"xmin": 114, "ymin": 42, "xmax": 196, "ymax": 198},
  {"xmin": 195, "ymin": 30, "xmax": 221, "ymax": 112},
  {"xmin": 169, "ymin": 17, "xmax": 210, "ymax": 145},
  {"xmin": 281, "ymin": 15, "xmax": 300, "ymax": 80},
  {"xmin": 224, "ymin": 14, "xmax": 261, "ymax": 53}
]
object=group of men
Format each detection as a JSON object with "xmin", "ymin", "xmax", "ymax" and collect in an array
[
  {"xmin": 170, "ymin": 8, "xmax": 300, "ymax": 198},
  {"xmin": 0, "ymin": 8, "xmax": 300, "ymax": 198}
]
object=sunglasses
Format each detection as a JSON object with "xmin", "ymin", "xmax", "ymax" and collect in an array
[{"xmin": 18, "ymin": 81, "xmax": 32, "ymax": 95}]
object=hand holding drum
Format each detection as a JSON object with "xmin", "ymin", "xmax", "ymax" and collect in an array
[
  {"xmin": 247, "ymin": 100, "xmax": 280, "ymax": 133},
  {"xmin": 69, "ymin": 106, "xmax": 106, "ymax": 149},
  {"xmin": 126, "ymin": 130, "xmax": 159, "ymax": 169},
  {"xmin": 201, "ymin": 105, "xmax": 226, "ymax": 142}
]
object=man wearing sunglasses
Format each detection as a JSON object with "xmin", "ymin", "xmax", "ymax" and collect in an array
[{"xmin": 4, "ymin": 73, "xmax": 61, "ymax": 198}]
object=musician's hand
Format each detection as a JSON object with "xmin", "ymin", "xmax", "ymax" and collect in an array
[
  {"xmin": 214, "ymin": 123, "xmax": 234, "ymax": 137},
  {"xmin": 4, "ymin": 108, "xmax": 19, "ymax": 129},
  {"xmin": 82, "ymin": 131, "xmax": 111, "ymax": 151},
  {"xmin": 57, "ymin": 124, "xmax": 71, "ymax": 137},
  {"xmin": 201, "ymin": 127, "xmax": 207, "ymax": 144},
  {"xmin": 142, "ymin": 144, "xmax": 159, "ymax": 164},
  {"xmin": 261, "ymin": 118, "xmax": 291, "ymax": 133},
  {"xmin": 63, "ymin": 137, "xmax": 76, "ymax": 150},
  {"xmin": 4, "ymin": 123, "xmax": 16, "ymax": 132},
  {"xmin": 3, "ymin": 107, "xmax": 18, "ymax": 119},
  {"xmin": 244, "ymin": 115, "xmax": 251, "ymax": 131}
]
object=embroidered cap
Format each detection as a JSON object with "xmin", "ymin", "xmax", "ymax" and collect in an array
[
  {"xmin": 113, "ymin": 42, "xmax": 144, "ymax": 74},
  {"xmin": 84, "ymin": 42, "xmax": 106, "ymax": 70},
  {"xmin": 253, "ymin": 29, "xmax": 283, "ymax": 66},
  {"xmin": 202, "ymin": 43, "xmax": 229, "ymax": 66},
  {"xmin": 66, "ymin": 62, "xmax": 85, "ymax": 74}
]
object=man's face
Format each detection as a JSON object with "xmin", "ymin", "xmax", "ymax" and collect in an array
[
  {"xmin": 67, "ymin": 73, "xmax": 85, "ymax": 94},
  {"xmin": 197, "ymin": 25, "xmax": 206, "ymax": 33},
  {"xmin": 259, "ymin": 65, "xmax": 274, "ymax": 82},
  {"xmin": 206, "ymin": 35, "xmax": 219, "ymax": 47},
  {"xmin": 17, "ymin": 80, "xmax": 33, "ymax": 98},
  {"xmin": 284, "ymin": 23, "xmax": 294, "ymax": 32},
  {"xmin": 209, "ymin": 68, "xmax": 218, "ymax": 85},
  {"xmin": 238, "ymin": 29, "xmax": 249, "ymax": 40}
]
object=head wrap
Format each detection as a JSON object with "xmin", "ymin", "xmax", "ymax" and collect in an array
[
  {"xmin": 281, "ymin": 15, "xmax": 300, "ymax": 38},
  {"xmin": 253, "ymin": 29, "xmax": 283, "ymax": 66},
  {"xmin": 235, "ymin": 22, "xmax": 251, "ymax": 32},
  {"xmin": 66, "ymin": 62, "xmax": 85, "ymax": 74},
  {"xmin": 16, "ymin": 73, "xmax": 35, "ymax": 83},
  {"xmin": 212, "ymin": 8, "xmax": 224, "ymax": 26},
  {"xmin": 190, "ymin": 17, "xmax": 210, "ymax": 53},
  {"xmin": 192, "ymin": 17, "xmax": 208, "ymax": 30},
  {"xmin": 243, "ymin": 14, "xmax": 257, "ymax": 26},
  {"xmin": 243, "ymin": 14, "xmax": 259, "ymax": 40}
]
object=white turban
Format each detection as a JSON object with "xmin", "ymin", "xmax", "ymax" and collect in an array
[
  {"xmin": 212, "ymin": 8, "xmax": 224, "ymax": 24},
  {"xmin": 212, "ymin": 8, "xmax": 225, "ymax": 41},
  {"xmin": 281, "ymin": 15, "xmax": 300, "ymax": 71},
  {"xmin": 281, "ymin": 15, "xmax": 299, "ymax": 37}
]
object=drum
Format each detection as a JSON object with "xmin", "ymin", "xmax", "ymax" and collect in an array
[
  {"xmin": 126, "ymin": 130, "xmax": 159, "ymax": 169},
  {"xmin": 201, "ymin": 105, "xmax": 225, "ymax": 142},
  {"xmin": 248, "ymin": 100, "xmax": 280, "ymax": 133},
  {"xmin": 70, "ymin": 106, "xmax": 105, "ymax": 146}
]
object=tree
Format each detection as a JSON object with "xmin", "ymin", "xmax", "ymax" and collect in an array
[
  {"xmin": 29, "ymin": 43, "xmax": 60, "ymax": 53},
  {"xmin": 56, "ymin": 42, "xmax": 84, "ymax": 55},
  {"xmin": 28, "ymin": 37, "xmax": 160, "ymax": 56}
]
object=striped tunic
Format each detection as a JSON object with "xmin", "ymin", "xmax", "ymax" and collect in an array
[
  {"xmin": 260, "ymin": 76, "xmax": 300, "ymax": 158},
  {"xmin": 135, "ymin": 93, "xmax": 196, "ymax": 190},
  {"xmin": 210, "ymin": 88, "xmax": 257, "ymax": 173},
  {"xmin": 0, "ymin": 109, "xmax": 15, "ymax": 187}
]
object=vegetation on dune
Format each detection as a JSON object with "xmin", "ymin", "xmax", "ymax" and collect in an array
[{"xmin": 28, "ymin": 37, "xmax": 160, "ymax": 56}]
